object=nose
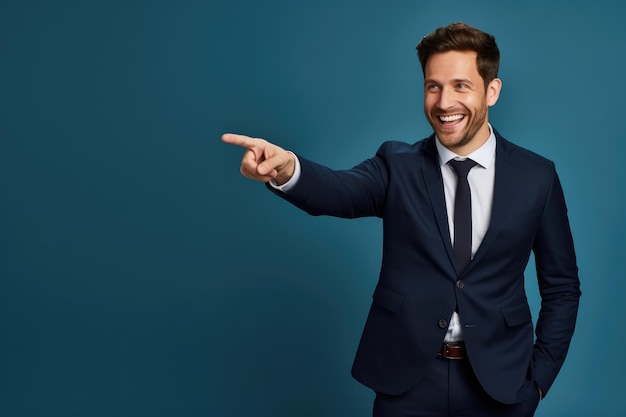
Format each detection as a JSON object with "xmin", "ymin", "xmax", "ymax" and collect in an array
[{"xmin": 437, "ymin": 87, "xmax": 455, "ymax": 110}]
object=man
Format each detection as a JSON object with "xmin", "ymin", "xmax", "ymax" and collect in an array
[{"xmin": 222, "ymin": 22, "xmax": 580, "ymax": 417}]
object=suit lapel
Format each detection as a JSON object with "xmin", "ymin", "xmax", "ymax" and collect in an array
[
  {"xmin": 420, "ymin": 136, "xmax": 457, "ymax": 273},
  {"xmin": 465, "ymin": 133, "xmax": 518, "ymax": 273}
]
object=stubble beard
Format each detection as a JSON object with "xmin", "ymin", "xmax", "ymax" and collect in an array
[{"xmin": 427, "ymin": 104, "xmax": 488, "ymax": 152}]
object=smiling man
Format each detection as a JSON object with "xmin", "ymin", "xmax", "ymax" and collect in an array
[{"xmin": 222, "ymin": 22, "xmax": 580, "ymax": 417}]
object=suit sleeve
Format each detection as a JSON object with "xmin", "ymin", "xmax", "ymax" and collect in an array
[
  {"xmin": 266, "ymin": 142, "xmax": 392, "ymax": 219},
  {"xmin": 531, "ymin": 163, "xmax": 581, "ymax": 396}
]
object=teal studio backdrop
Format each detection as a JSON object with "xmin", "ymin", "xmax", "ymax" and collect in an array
[{"xmin": 1, "ymin": 0, "xmax": 623, "ymax": 416}]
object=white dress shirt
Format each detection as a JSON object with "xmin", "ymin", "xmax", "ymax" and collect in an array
[
  {"xmin": 272, "ymin": 125, "xmax": 497, "ymax": 342},
  {"xmin": 436, "ymin": 125, "xmax": 496, "ymax": 342}
]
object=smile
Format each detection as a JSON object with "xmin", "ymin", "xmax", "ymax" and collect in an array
[{"xmin": 439, "ymin": 114, "xmax": 465, "ymax": 123}]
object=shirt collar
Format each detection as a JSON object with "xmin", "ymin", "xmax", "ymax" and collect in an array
[{"xmin": 435, "ymin": 123, "xmax": 496, "ymax": 169}]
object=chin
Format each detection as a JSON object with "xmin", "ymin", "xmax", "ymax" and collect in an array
[{"xmin": 437, "ymin": 131, "xmax": 466, "ymax": 145}]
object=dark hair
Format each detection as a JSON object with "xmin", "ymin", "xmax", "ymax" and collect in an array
[{"xmin": 416, "ymin": 22, "xmax": 500, "ymax": 86}]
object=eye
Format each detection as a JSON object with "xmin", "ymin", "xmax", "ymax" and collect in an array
[
  {"xmin": 456, "ymin": 83, "xmax": 469, "ymax": 90},
  {"xmin": 426, "ymin": 83, "xmax": 440, "ymax": 91}
]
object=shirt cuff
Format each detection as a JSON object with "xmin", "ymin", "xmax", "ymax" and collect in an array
[{"xmin": 268, "ymin": 151, "xmax": 301, "ymax": 192}]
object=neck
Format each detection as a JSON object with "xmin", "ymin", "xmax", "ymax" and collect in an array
[{"xmin": 450, "ymin": 123, "xmax": 491, "ymax": 156}]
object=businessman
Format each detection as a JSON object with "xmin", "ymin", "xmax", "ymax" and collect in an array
[{"xmin": 222, "ymin": 22, "xmax": 580, "ymax": 417}]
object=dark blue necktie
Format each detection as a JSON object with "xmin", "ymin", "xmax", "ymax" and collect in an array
[{"xmin": 448, "ymin": 159, "xmax": 478, "ymax": 274}]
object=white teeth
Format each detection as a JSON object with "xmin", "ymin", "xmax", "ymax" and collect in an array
[{"xmin": 439, "ymin": 114, "xmax": 464, "ymax": 122}]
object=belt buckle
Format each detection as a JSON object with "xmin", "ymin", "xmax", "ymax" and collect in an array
[{"xmin": 442, "ymin": 342, "xmax": 464, "ymax": 360}]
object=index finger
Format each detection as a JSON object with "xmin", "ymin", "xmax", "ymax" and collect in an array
[{"xmin": 221, "ymin": 133, "xmax": 262, "ymax": 149}]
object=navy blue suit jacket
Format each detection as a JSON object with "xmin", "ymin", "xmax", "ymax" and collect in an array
[{"xmin": 269, "ymin": 130, "xmax": 580, "ymax": 404}]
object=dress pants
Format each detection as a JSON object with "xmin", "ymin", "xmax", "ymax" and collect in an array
[{"xmin": 373, "ymin": 356, "xmax": 540, "ymax": 417}]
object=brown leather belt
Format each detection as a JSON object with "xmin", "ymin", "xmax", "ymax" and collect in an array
[{"xmin": 437, "ymin": 342, "xmax": 466, "ymax": 360}]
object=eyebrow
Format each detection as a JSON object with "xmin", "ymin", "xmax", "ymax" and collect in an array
[{"xmin": 424, "ymin": 78, "xmax": 475, "ymax": 86}]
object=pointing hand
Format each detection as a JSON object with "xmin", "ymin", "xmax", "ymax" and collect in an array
[{"xmin": 222, "ymin": 134, "xmax": 295, "ymax": 185}]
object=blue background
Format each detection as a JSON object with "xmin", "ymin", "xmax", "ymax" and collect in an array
[{"xmin": 1, "ymin": 0, "xmax": 623, "ymax": 416}]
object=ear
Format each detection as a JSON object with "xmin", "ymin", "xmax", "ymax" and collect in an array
[{"xmin": 486, "ymin": 78, "xmax": 502, "ymax": 106}]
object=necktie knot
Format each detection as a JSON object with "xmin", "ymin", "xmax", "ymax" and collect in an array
[{"xmin": 448, "ymin": 158, "xmax": 477, "ymax": 178}]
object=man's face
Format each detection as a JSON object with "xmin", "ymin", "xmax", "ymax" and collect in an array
[{"xmin": 423, "ymin": 50, "xmax": 501, "ymax": 155}]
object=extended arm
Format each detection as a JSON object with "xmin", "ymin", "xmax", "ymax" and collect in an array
[{"xmin": 223, "ymin": 133, "xmax": 391, "ymax": 219}]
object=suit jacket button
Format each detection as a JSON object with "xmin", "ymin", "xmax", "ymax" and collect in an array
[
  {"xmin": 438, "ymin": 319, "xmax": 448, "ymax": 329},
  {"xmin": 456, "ymin": 280, "xmax": 465, "ymax": 289}
]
